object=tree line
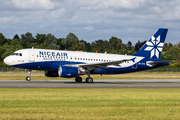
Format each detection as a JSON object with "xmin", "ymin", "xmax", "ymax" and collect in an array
[{"xmin": 0, "ymin": 32, "xmax": 180, "ymax": 67}]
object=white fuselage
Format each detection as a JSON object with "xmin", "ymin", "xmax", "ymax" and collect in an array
[{"xmin": 4, "ymin": 48, "xmax": 144, "ymax": 69}]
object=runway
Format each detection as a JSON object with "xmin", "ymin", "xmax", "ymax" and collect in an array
[{"xmin": 0, "ymin": 79, "xmax": 180, "ymax": 88}]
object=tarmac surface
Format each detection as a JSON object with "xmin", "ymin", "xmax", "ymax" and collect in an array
[{"xmin": 0, "ymin": 79, "xmax": 180, "ymax": 88}]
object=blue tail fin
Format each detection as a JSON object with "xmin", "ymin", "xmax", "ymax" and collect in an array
[{"xmin": 133, "ymin": 28, "xmax": 168, "ymax": 59}]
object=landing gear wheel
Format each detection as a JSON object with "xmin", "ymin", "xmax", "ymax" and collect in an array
[
  {"xmin": 86, "ymin": 77, "xmax": 93, "ymax": 83},
  {"xmin": 75, "ymin": 77, "xmax": 82, "ymax": 83},
  {"xmin": 26, "ymin": 76, "xmax": 31, "ymax": 81}
]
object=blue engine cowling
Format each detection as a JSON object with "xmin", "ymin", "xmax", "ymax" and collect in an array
[{"xmin": 58, "ymin": 66, "xmax": 79, "ymax": 78}]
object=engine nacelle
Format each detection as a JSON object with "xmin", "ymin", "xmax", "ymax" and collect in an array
[
  {"xmin": 58, "ymin": 66, "xmax": 79, "ymax": 78},
  {"xmin": 44, "ymin": 71, "xmax": 59, "ymax": 77}
]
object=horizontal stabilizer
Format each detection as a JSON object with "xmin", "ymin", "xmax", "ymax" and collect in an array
[{"xmin": 147, "ymin": 61, "xmax": 170, "ymax": 66}]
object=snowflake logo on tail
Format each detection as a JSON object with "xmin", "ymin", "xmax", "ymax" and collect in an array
[{"xmin": 144, "ymin": 35, "xmax": 164, "ymax": 59}]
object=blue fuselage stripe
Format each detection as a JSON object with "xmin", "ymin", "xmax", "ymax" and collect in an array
[{"xmin": 12, "ymin": 60, "xmax": 168, "ymax": 74}]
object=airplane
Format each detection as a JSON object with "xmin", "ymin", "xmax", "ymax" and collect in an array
[{"xmin": 4, "ymin": 28, "xmax": 169, "ymax": 83}]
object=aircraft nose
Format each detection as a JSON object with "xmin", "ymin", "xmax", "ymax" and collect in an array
[{"xmin": 4, "ymin": 56, "xmax": 11, "ymax": 66}]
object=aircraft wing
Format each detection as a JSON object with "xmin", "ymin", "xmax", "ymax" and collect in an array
[{"xmin": 65, "ymin": 59, "xmax": 131, "ymax": 71}]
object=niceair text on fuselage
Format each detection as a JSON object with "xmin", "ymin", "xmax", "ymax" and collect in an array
[{"xmin": 39, "ymin": 51, "xmax": 68, "ymax": 57}]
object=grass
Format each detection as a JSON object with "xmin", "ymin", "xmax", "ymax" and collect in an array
[
  {"xmin": 1, "ymin": 71, "xmax": 180, "ymax": 74},
  {"xmin": 1, "ymin": 71, "xmax": 180, "ymax": 80},
  {"xmin": 0, "ymin": 74, "xmax": 180, "ymax": 80},
  {"xmin": 0, "ymin": 88, "xmax": 180, "ymax": 119}
]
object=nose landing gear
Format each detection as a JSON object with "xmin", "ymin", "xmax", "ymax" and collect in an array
[
  {"xmin": 26, "ymin": 69, "xmax": 32, "ymax": 81},
  {"xmin": 26, "ymin": 76, "xmax": 31, "ymax": 81}
]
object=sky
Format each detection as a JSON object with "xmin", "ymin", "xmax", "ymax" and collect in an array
[{"xmin": 0, "ymin": 0, "xmax": 180, "ymax": 45}]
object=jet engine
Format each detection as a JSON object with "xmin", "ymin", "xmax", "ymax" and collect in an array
[
  {"xmin": 45, "ymin": 65, "xmax": 80, "ymax": 78},
  {"xmin": 58, "ymin": 66, "xmax": 79, "ymax": 78}
]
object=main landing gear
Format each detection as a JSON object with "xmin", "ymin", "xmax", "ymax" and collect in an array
[
  {"xmin": 85, "ymin": 72, "xmax": 93, "ymax": 83},
  {"xmin": 86, "ymin": 77, "xmax": 93, "ymax": 83},
  {"xmin": 75, "ymin": 76, "xmax": 93, "ymax": 83},
  {"xmin": 26, "ymin": 69, "xmax": 32, "ymax": 81},
  {"xmin": 75, "ymin": 76, "xmax": 82, "ymax": 83},
  {"xmin": 75, "ymin": 72, "xmax": 93, "ymax": 83}
]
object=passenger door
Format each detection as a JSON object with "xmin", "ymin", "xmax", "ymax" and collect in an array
[{"xmin": 29, "ymin": 50, "xmax": 35, "ymax": 62}]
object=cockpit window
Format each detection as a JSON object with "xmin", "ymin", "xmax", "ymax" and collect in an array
[{"xmin": 12, "ymin": 53, "xmax": 22, "ymax": 56}]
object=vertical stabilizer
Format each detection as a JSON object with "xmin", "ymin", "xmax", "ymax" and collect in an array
[{"xmin": 133, "ymin": 28, "xmax": 168, "ymax": 59}]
